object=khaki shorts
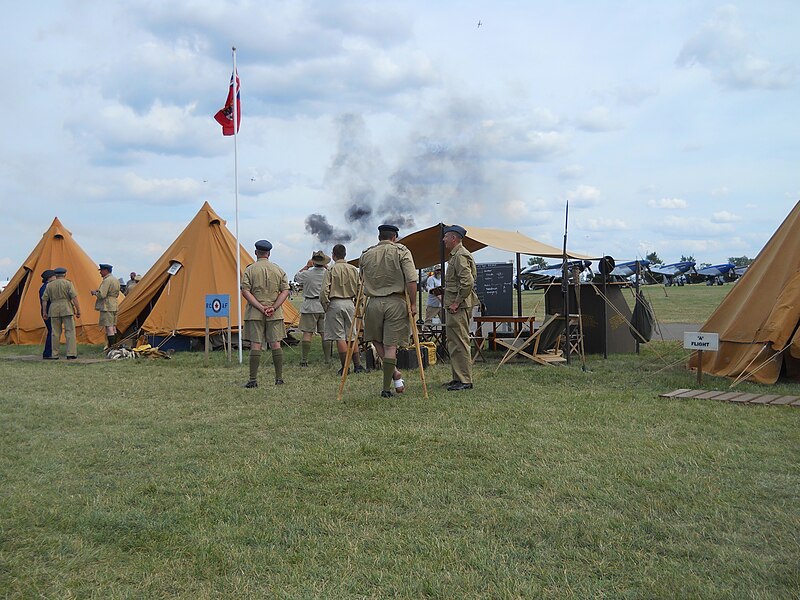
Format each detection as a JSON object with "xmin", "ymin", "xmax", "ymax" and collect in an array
[
  {"xmin": 324, "ymin": 299, "xmax": 354, "ymax": 341},
  {"xmin": 244, "ymin": 318, "xmax": 286, "ymax": 346},
  {"xmin": 364, "ymin": 295, "xmax": 409, "ymax": 347},
  {"xmin": 99, "ymin": 310, "xmax": 117, "ymax": 327},
  {"xmin": 299, "ymin": 312, "xmax": 325, "ymax": 334},
  {"xmin": 425, "ymin": 305, "xmax": 441, "ymax": 323}
]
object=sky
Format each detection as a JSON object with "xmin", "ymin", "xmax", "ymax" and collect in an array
[{"xmin": 1, "ymin": 0, "xmax": 799, "ymax": 281}]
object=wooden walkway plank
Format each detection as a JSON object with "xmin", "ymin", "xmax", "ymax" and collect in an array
[
  {"xmin": 659, "ymin": 389, "xmax": 799, "ymax": 408},
  {"xmin": 714, "ymin": 392, "xmax": 747, "ymax": 401},
  {"xmin": 749, "ymin": 394, "xmax": 781, "ymax": 405},
  {"xmin": 677, "ymin": 389, "xmax": 710, "ymax": 398},
  {"xmin": 696, "ymin": 390, "xmax": 726, "ymax": 400},
  {"xmin": 660, "ymin": 389, "xmax": 692, "ymax": 398},
  {"xmin": 730, "ymin": 393, "xmax": 758, "ymax": 403},
  {"xmin": 769, "ymin": 395, "xmax": 799, "ymax": 405}
]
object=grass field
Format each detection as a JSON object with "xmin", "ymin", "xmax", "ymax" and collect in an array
[{"xmin": 2, "ymin": 284, "xmax": 798, "ymax": 598}]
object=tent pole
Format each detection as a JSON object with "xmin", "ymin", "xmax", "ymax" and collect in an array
[
  {"xmin": 562, "ymin": 201, "xmax": 571, "ymax": 365},
  {"xmin": 516, "ymin": 252, "xmax": 522, "ymax": 318}
]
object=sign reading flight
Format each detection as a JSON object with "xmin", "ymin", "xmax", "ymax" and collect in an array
[
  {"xmin": 683, "ymin": 332, "xmax": 719, "ymax": 352},
  {"xmin": 205, "ymin": 294, "xmax": 230, "ymax": 318}
]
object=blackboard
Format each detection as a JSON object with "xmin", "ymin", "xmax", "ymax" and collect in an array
[{"xmin": 476, "ymin": 262, "xmax": 513, "ymax": 315}]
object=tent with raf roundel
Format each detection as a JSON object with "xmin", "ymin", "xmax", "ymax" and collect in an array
[
  {"xmin": 0, "ymin": 217, "xmax": 111, "ymax": 346},
  {"xmin": 116, "ymin": 201, "xmax": 299, "ymax": 348}
]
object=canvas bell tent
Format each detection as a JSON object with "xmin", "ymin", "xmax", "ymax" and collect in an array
[
  {"xmin": 688, "ymin": 201, "xmax": 800, "ymax": 383},
  {"xmin": 0, "ymin": 218, "xmax": 108, "ymax": 345},
  {"xmin": 116, "ymin": 202, "xmax": 299, "ymax": 349}
]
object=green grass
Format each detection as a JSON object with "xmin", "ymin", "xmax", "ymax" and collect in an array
[
  {"xmin": 1, "ymin": 340, "xmax": 798, "ymax": 598},
  {"xmin": 513, "ymin": 283, "xmax": 732, "ymax": 324}
]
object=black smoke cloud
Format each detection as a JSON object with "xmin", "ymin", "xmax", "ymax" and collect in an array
[
  {"xmin": 306, "ymin": 100, "xmax": 549, "ymax": 245},
  {"xmin": 305, "ymin": 214, "xmax": 352, "ymax": 243}
]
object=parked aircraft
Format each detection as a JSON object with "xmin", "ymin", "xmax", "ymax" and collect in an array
[
  {"xmin": 689, "ymin": 262, "xmax": 737, "ymax": 285},
  {"xmin": 609, "ymin": 259, "xmax": 651, "ymax": 280},
  {"xmin": 516, "ymin": 260, "xmax": 592, "ymax": 290},
  {"xmin": 649, "ymin": 261, "xmax": 696, "ymax": 286}
]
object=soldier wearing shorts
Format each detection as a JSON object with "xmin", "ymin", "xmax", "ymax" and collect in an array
[
  {"xmin": 320, "ymin": 243, "xmax": 365, "ymax": 375},
  {"xmin": 294, "ymin": 250, "xmax": 332, "ymax": 366},
  {"xmin": 91, "ymin": 263, "xmax": 121, "ymax": 348},
  {"xmin": 241, "ymin": 239, "xmax": 290, "ymax": 388},
  {"xmin": 359, "ymin": 224, "xmax": 417, "ymax": 398},
  {"xmin": 442, "ymin": 225, "xmax": 478, "ymax": 391},
  {"xmin": 42, "ymin": 267, "xmax": 81, "ymax": 359}
]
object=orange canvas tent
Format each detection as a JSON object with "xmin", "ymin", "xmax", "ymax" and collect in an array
[
  {"xmin": 688, "ymin": 200, "xmax": 800, "ymax": 383},
  {"xmin": 116, "ymin": 202, "xmax": 299, "ymax": 343},
  {"xmin": 0, "ymin": 217, "xmax": 109, "ymax": 345}
]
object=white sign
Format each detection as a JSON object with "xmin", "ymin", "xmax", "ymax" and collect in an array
[
  {"xmin": 167, "ymin": 262, "xmax": 182, "ymax": 276},
  {"xmin": 683, "ymin": 332, "xmax": 719, "ymax": 352}
]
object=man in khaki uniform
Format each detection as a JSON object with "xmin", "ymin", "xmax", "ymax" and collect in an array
[
  {"xmin": 320, "ymin": 243, "xmax": 365, "ymax": 375},
  {"xmin": 241, "ymin": 239, "xmax": 290, "ymax": 388},
  {"xmin": 41, "ymin": 267, "xmax": 81, "ymax": 360},
  {"xmin": 360, "ymin": 224, "xmax": 417, "ymax": 398},
  {"xmin": 91, "ymin": 263, "xmax": 121, "ymax": 348},
  {"xmin": 294, "ymin": 250, "xmax": 332, "ymax": 366},
  {"xmin": 442, "ymin": 225, "xmax": 478, "ymax": 391}
]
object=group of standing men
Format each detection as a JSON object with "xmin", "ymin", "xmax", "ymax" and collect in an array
[
  {"xmin": 239, "ymin": 223, "xmax": 478, "ymax": 397},
  {"xmin": 39, "ymin": 263, "xmax": 121, "ymax": 359}
]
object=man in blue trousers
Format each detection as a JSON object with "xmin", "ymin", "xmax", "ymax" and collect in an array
[{"xmin": 39, "ymin": 269, "xmax": 56, "ymax": 359}]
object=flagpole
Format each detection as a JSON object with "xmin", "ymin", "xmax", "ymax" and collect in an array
[{"xmin": 232, "ymin": 46, "xmax": 243, "ymax": 364}]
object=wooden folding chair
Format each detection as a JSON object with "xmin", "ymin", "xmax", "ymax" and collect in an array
[{"xmin": 494, "ymin": 314, "xmax": 566, "ymax": 371}]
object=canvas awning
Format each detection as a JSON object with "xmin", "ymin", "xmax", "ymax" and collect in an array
[{"xmin": 353, "ymin": 223, "xmax": 594, "ymax": 267}]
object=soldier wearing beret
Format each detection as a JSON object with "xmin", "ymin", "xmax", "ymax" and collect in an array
[
  {"xmin": 91, "ymin": 263, "xmax": 121, "ymax": 349},
  {"xmin": 39, "ymin": 269, "xmax": 56, "ymax": 359},
  {"xmin": 359, "ymin": 224, "xmax": 417, "ymax": 397},
  {"xmin": 442, "ymin": 225, "xmax": 478, "ymax": 391},
  {"xmin": 41, "ymin": 267, "xmax": 81, "ymax": 359},
  {"xmin": 294, "ymin": 250, "xmax": 333, "ymax": 366},
  {"xmin": 320, "ymin": 243, "xmax": 365, "ymax": 375},
  {"xmin": 240, "ymin": 240, "xmax": 290, "ymax": 388}
]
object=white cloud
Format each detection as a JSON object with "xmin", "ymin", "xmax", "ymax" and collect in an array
[
  {"xmin": 711, "ymin": 186, "xmax": 729, "ymax": 197},
  {"xmin": 65, "ymin": 100, "xmax": 220, "ymax": 161},
  {"xmin": 574, "ymin": 106, "xmax": 622, "ymax": 132},
  {"xmin": 676, "ymin": 5, "xmax": 796, "ymax": 90},
  {"xmin": 648, "ymin": 198, "xmax": 688, "ymax": 209},
  {"xmin": 567, "ymin": 185, "xmax": 601, "ymax": 208},
  {"xmin": 711, "ymin": 210, "xmax": 741, "ymax": 223},
  {"xmin": 660, "ymin": 216, "xmax": 735, "ymax": 237},
  {"xmin": 580, "ymin": 218, "xmax": 628, "ymax": 232},
  {"xmin": 558, "ymin": 165, "xmax": 584, "ymax": 180}
]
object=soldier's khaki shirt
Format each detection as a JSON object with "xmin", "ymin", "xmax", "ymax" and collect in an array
[
  {"xmin": 294, "ymin": 266, "xmax": 327, "ymax": 313},
  {"xmin": 42, "ymin": 278, "xmax": 77, "ymax": 317},
  {"xmin": 359, "ymin": 240, "xmax": 417, "ymax": 298},
  {"xmin": 444, "ymin": 243, "xmax": 479, "ymax": 308},
  {"xmin": 320, "ymin": 259, "xmax": 360, "ymax": 308},
  {"xmin": 241, "ymin": 258, "xmax": 289, "ymax": 321},
  {"xmin": 95, "ymin": 274, "xmax": 121, "ymax": 311}
]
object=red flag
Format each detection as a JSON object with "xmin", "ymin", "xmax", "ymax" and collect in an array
[{"xmin": 214, "ymin": 71, "xmax": 241, "ymax": 136}]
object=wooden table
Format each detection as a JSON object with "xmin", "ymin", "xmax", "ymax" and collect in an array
[{"xmin": 474, "ymin": 315, "xmax": 536, "ymax": 350}]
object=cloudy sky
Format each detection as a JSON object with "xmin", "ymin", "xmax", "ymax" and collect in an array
[{"xmin": 1, "ymin": 0, "xmax": 798, "ymax": 279}]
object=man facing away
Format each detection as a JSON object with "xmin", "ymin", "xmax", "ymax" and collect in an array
[
  {"xmin": 41, "ymin": 267, "xmax": 81, "ymax": 360},
  {"xmin": 240, "ymin": 239, "xmax": 290, "ymax": 388},
  {"xmin": 442, "ymin": 225, "xmax": 478, "ymax": 391},
  {"xmin": 294, "ymin": 250, "xmax": 333, "ymax": 366},
  {"xmin": 91, "ymin": 263, "xmax": 121, "ymax": 349},
  {"xmin": 320, "ymin": 243, "xmax": 366, "ymax": 375},
  {"xmin": 39, "ymin": 269, "xmax": 56, "ymax": 359},
  {"xmin": 359, "ymin": 224, "xmax": 417, "ymax": 398}
]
